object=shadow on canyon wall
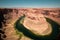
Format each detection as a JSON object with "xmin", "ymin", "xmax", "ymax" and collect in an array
[{"xmin": 0, "ymin": 8, "xmax": 13, "ymax": 40}]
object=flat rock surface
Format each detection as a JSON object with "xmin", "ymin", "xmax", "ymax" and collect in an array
[{"xmin": 23, "ymin": 14, "xmax": 52, "ymax": 36}]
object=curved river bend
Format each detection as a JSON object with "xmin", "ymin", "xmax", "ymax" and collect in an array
[{"xmin": 14, "ymin": 16, "xmax": 60, "ymax": 40}]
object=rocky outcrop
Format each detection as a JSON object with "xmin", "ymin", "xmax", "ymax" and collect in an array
[{"xmin": 0, "ymin": 8, "xmax": 60, "ymax": 40}]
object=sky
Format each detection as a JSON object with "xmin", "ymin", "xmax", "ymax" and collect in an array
[{"xmin": 0, "ymin": 0, "xmax": 60, "ymax": 8}]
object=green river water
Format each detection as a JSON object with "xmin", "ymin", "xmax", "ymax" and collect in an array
[{"xmin": 14, "ymin": 16, "xmax": 60, "ymax": 40}]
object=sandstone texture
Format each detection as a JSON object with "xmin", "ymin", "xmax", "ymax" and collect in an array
[{"xmin": 0, "ymin": 8, "xmax": 60, "ymax": 40}]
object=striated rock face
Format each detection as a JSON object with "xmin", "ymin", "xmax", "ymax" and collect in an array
[
  {"xmin": 0, "ymin": 8, "xmax": 20, "ymax": 40},
  {"xmin": 23, "ymin": 13, "xmax": 52, "ymax": 36},
  {"xmin": 0, "ymin": 8, "xmax": 60, "ymax": 40}
]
